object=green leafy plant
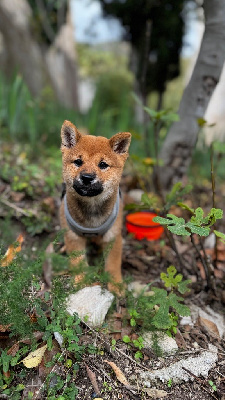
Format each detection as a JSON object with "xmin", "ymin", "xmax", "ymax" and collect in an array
[
  {"xmin": 126, "ymin": 266, "xmax": 190, "ymax": 336},
  {"xmin": 111, "ymin": 339, "xmax": 116, "ymax": 351},
  {"xmin": 214, "ymin": 230, "xmax": 225, "ymax": 244},
  {"xmin": 122, "ymin": 335, "xmax": 144, "ymax": 360},
  {"xmin": 208, "ymin": 380, "xmax": 217, "ymax": 392},
  {"xmin": 167, "ymin": 378, "xmax": 173, "ymax": 388},
  {"xmin": 154, "ymin": 207, "xmax": 223, "ymax": 237}
]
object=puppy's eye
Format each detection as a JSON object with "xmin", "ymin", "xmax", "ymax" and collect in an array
[
  {"xmin": 98, "ymin": 161, "xmax": 109, "ymax": 170},
  {"xmin": 74, "ymin": 159, "xmax": 83, "ymax": 167}
]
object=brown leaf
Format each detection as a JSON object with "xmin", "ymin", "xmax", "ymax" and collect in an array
[
  {"xmin": 121, "ymin": 326, "xmax": 132, "ymax": 339},
  {"xmin": 85, "ymin": 364, "xmax": 101, "ymax": 396},
  {"xmin": 7, "ymin": 342, "xmax": 20, "ymax": 357},
  {"xmin": 142, "ymin": 388, "xmax": 168, "ymax": 398},
  {"xmin": 21, "ymin": 331, "xmax": 44, "ymax": 344},
  {"xmin": 10, "ymin": 191, "xmax": 25, "ymax": 202},
  {"xmin": 41, "ymin": 197, "xmax": 56, "ymax": 215},
  {"xmin": 0, "ymin": 324, "xmax": 11, "ymax": 332},
  {"xmin": 38, "ymin": 339, "xmax": 61, "ymax": 378},
  {"xmin": 198, "ymin": 316, "xmax": 220, "ymax": 338},
  {"xmin": 1, "ymin": 234, "xmax": 24, "ymax": 267},
  {"xmin": 175, "ymin": 329, "xmax": 187, "ymax": 349},
  {"xmin": 104, "ymin": 360, "xmax": 129, "ymax": 386}
]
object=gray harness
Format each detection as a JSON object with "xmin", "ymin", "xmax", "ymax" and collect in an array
[{"xmin": 64, "ymin": 190, "xmax": 120, "ymax": 237}]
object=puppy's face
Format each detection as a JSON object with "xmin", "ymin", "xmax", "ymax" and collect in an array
[{"xmin": 61, "ymin": 121, "xmax": 131, "ymax": 199}]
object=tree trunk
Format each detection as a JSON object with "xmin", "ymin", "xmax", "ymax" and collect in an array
[
  {"xmin": 0, "ymin": 0, "xmax": 79, "ymax": 110},
  {"xmin": 0, "ymin": 0, "xmax": 46, "ymax": 96},
  {"xmin": 157, "ymin": 0, "xmax": 225, "ymax": 190},
  {"xmin": 45, "ymin": 5, "xmax": 79, "ymax": 110}
]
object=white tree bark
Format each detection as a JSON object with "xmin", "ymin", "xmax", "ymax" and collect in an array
[
  {"xmin": 45, "ymin": 6, "xmax": 79, "ymax": 110},
  {"xmin": 157, "ymin": 0, "xmax": 225, "ymax": 190},
  {"xmin": 0, "ymin": 0, "xmax": 45, "ymax": 96},
  {"xmin": 0, "ymin": 0, "xmax": 79, "ymax": 109}
]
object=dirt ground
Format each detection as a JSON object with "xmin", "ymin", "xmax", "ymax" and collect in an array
[{"xmin": 1, "ymin": 168, "xmax": 225, "ymax": 399}]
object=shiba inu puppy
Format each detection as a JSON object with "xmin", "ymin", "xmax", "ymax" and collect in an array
[{"xmin": 60, "ymin": 120, "xmax": 131, "ymax": 292}]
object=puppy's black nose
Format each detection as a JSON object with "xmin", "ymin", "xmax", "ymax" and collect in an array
[{"xmin": 80, "ymin": 173, "xmax": 96, "ymax": 185}]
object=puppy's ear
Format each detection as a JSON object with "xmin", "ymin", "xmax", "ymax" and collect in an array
[
  {"xmin": 109, "ymin": 132, "xmax": 131, "ymax": 155},
  {"xmin": 61, "ymin": 120, "xmax": 81, "ymax": 148}
]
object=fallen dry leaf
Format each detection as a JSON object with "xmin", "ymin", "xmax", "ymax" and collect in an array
[
  {"xmin": 21, "ymin": 331, "xmax": 44, "ymax": 344},
  {"xmin": 10, "ymin": 191, "xmax": 25, "ymax": 202},
  {"xmin": 7, "ymin": 342, "xmax": 20, "ymax": 357},
  {"xmin": 85, "ymin": 364, "xmax": 101, "ymax": 396},
  {"xmin": 21, "ymin": 344, "xmax": 47, "ymax": 368},
  {"xmin": 0, "ymin": 324, "xmax": 11, "ymax": 332},
  {"xmin": 104, "ymin": 360, "xmax": 129, "ymax": 386},
  {"xmin": 41, "ymin": 197, "xmax": 55, "ymax": 214},
  {"xmin": 1, "ymin": 233, "xmax": 24, "ymax": 267},
  {"xmin": 39, "ymin": 339, "xmax": 61, "ymax": 378},
  {"xmin": 3, "ymin": 370, "xmax": 10, "ymax": 379},
  {"xmin": 175, "ymin": 328, "xmax": 187, "ymax": 349},
  {"xmin": 142, "ymin": 387, "xmax": 168, "ymax": 398},
  {"xmin": 198, "ymin": 316, "xmax": 220, "ymax": 338}
]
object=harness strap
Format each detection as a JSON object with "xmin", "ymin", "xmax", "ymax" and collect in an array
[{"xmin": 64, "ymin": 190, "xmax": 121, "ymax": 237}]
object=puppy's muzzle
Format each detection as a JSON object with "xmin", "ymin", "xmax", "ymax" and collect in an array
[{"xmin": 73, "ymin": 173, "xmax": 103, "ymax": 197}]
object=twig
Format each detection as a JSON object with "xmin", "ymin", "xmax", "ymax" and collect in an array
[
  {"xmin": 190, "ymin": 233, "xmax": 212, "ymax": 289},
  {"xmin": 182, "ymin": 366, "xmax": 219, "ymax": 400},
  {"xmin": 80, "ymin": 319, "xmax": 151, "ymax": 371},
  {"xmin": 198, "ymin": 237, "xmax": 215, "ymax": 291},
  {"xmin": 0, "ymin": 197, "xmax": 37, "ymax": 217},
  {"xmin": 164, "ymin": 228, "xmax": 186, "ymax": 272},
  {"xmin": 210, "ymin": 143, "xmax": 218, "ymax": 265}
]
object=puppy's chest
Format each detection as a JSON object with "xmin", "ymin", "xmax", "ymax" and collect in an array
[{"xmin": 76, "ymin": 198, "xmax": 110, "ymax": 227}]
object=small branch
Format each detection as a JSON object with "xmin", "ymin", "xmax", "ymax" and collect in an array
[
  {"xmin": 0, "ymin": 198, "xmax": 37, "ymax": 217},
  {"xmin": 210, "ymin": 143, "xmax": 218, "ymax": 265},
  {"xmin": 190, "ymin": 234, "xmax": 212, "ymax": 289},
  {"xmin": 164, "ymin": 228, "xmax": 186, "ymax": 272}
]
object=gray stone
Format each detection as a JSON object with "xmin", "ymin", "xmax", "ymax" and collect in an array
[
  {"xmin": 128, "ymin": 189, "xmax": 144, "ymax": 203},
  {"xmin": 66, "ymin": 286, "xmax": 114, "ymax": 327},
  {"xmin": 142, "ymin": 331, "xmax": 178, "ymax": 355},
  {"xmin": 190, "ymin": 305, "xmax": 225, "ymax": 338},
  {"xmin": 140, "ymin": 344, "xmax": 218, "ymax": 385}
]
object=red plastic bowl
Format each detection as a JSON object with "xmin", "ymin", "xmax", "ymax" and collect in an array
[{"xmin": 126, "ymin": 212, "xmax": 164, "ymax": 241}]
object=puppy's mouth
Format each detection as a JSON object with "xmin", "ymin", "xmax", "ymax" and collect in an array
[{"xmin": 73, "ymin": 180, "xmax": 103, "ymax": 197}]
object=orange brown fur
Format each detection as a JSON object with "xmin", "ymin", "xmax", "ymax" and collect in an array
[{"xmin": 60, "ymin": 120, "xmax": 131, "ymax": 292}]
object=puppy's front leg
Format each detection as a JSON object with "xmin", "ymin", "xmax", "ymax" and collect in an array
[
  {"xmin": 64, "ymin": 230, "xmax": 87, "ymax": 283},
  {"xmin": 104, "ymin": 234, "xmax": 123, "ymax": 293}
]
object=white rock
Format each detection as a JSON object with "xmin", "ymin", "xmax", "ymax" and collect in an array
[
  {"xmin": 204, "ymin": 233, "xmax": 216, "ymax": 249},
  {"xmin": 140, "ymin": 344, "xmax": 218, "ymax": 385},
  {"xmin": 180, "ymin": 316, "xmax": 193, "ymax": 326},
  {"xmin": 190, "ymin": 305, "xmax": 225, "ymax": 338},
  {"xmin": 66, "ymin": 286, "xmax": 114, "ymax": 327},
  {"xmin": 54, "ymin": 332, "xmax": 64, "ymax": 347},
  {"xmin": 128, "ymin": 281, "xmax": 148, "ymax": 296},
  {"xmin": 142, "ymin": 331, "xmax": 178, "ymax": 355},
  {"xmin": 128, "ymin": 189, "xmax": 144, "ymax": 203}
]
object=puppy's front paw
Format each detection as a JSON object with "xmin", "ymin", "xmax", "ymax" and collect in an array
[{"xmin": 107, "ymin": 282, "xmax": 125, "ymax": 297}]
